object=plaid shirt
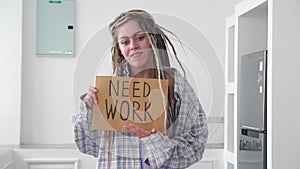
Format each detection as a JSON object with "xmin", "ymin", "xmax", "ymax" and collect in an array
[{"xmin": 73, "ymin": 68, "xmax": 208, "ymax": 169}]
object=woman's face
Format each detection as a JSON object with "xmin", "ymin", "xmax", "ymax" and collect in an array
[{"xmin": 117, "ymin": 20, "xmax": 154, "ymax": 73}]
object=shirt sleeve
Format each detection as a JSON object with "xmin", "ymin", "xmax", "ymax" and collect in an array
[
  {"xmin": 140, "ymin": 72, "xmax": 208, "ymax": 168},
  {"xmin": 73, "ymin": 94, "xmax": 100, "ymax": 157}
]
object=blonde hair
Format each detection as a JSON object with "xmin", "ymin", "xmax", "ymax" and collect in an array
[{"xmin": 109, "ymin": 9, "xmax": 185, "ymax": 78}]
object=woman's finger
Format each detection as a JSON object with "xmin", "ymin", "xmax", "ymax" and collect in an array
[
  {"xmin": 89, "ymin": 86, "xmax": 98, "ymax": 93},
  {"xmin": 88, "ymin": 86, "xmax": 98, "ymax": 104},
  {"xmin": 92, "ymin": 93, "xmax": 98, "ymax": 104},
  {"xmin": 151, "ymin": 128, "xmax": 157, "ymax": 134},
  {"xmin": 83, "ymin": 94, "xmax": 95, "ymax": 108},
  {"xmin": 124, "ymin": 124, "xmax": 152, "ymax": 138}
]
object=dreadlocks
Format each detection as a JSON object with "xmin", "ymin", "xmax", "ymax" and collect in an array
[{"xmin": 108, "ymin": 9, "xmax": 185, "ymax": 79}]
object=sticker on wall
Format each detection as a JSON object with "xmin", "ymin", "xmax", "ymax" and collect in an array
[{"xmin": 49, "ymin": 0, "xmax": 62, "ymax": 4}]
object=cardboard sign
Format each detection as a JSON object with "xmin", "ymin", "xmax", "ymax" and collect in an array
[{"xmin": 92, "ymin": 76, "xmax": 168, "ymax": 133}]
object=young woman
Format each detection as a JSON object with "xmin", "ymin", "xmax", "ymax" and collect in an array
[{"xmin": 73, "ymin": 9, "xmax": 208, "ymax": 169}]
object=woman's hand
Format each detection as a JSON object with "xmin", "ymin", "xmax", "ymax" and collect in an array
[
  {"xmin": 123, "ymin": 123, "xmax": 157, "ymax": 138},
  {"xmin": 83, "ymin": 86, "xmax": 98, "ymax": 108}
]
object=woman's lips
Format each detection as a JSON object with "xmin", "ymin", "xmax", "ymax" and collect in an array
[{"xmin": 130, "ymin": 52, "xmax": 143, "ymax": 58}]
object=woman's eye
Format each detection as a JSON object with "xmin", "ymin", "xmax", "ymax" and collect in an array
[
  {"xmin": 137, "ymin": 35, "xmax": 145, "ymax": 41},
  {"xmin": 120, "ymin": 40, "xmax": 128, "ymax": 46}
]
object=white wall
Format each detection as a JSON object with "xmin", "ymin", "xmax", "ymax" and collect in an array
[
  {"xmin": 0, "ymin": 0, "xmax": 243, "ymax": 168},
  {"xmin": 271, "ymin": 0, "xmax": 300, "ymax": 168},
  {"xmin": 20, "ymin": 0, "xmax": 241, "ymax": 145},
  {"xmin": 0, "ymin": 0, "xmax": 22, "ymax": 145},
  {"xmin": 21, "ymin": 0, "xmax": 77, "ymax": 144}
]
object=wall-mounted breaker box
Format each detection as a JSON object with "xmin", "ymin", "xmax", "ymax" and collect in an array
[{"xmin": 36, "ymin": 0, "xmax": 75, "ymax": 56}]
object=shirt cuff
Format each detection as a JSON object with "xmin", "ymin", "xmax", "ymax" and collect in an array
[{"xmin": 140, "ymin": 131, "xmax": 172, "ymax": 167}]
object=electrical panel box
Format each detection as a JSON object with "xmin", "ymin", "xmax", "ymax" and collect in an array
[{"xmin": 36, "ymin": 0, "xmax": 74, "ymax": 56}]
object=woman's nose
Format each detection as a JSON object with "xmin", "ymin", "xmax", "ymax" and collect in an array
[{"xmin": 130, "ymin": 39, "xmax": 138, "ymax": 50}]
